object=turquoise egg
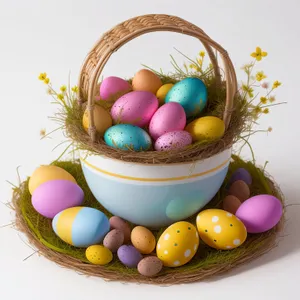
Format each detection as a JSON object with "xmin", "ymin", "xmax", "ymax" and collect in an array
[
  {"xmin": 165, "ymin": 78, "xmax": 207, "ymax": 117},
  {"xmin": 104, "ymin": 124, "xmax": 152, "ymax": 151}
]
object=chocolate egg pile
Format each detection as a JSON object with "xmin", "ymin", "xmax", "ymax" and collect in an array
[{"xmin": 83, "ymin": 70, "xmax": 226, "ymax": 152}]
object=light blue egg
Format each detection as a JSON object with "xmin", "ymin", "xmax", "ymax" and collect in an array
[
  {"xmin": 165, "ymin": 77, "xmax": 207, "ymax": 118},
  {"xmin": 104, "ymin": 124, "xmax": 152, "ymax": 151}
]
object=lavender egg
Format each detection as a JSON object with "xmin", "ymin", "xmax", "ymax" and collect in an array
[
  {"xmin": 235, "ymin": 194, "xmax": 283, "ymax": 233},
  {"xmin": 154, "ymin": 130, "xmax": 192, "ymax": 151},
  {"xmin": 117, "ymin": 245, "xmax": 143, "ymax": 268},
  {"xmin": 100, "ymin": 76, "xmax": 131, "ymax": 100},
  {"xmin": 229, "ymin": 168, "xmax": 252, "ymax": 186}
]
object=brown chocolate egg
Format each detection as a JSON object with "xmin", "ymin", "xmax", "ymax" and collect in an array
[
  {"xmin": 137, "ymin": 256, "xmax": 163, "ymax": 277},
  {"xmin": 223, "ymin": 195, "xmax": 242, "ymax": 214},
  {"xmin": 103, "ymin": 229, "xmax": 124, "ymax": 253},
  {"xmin": 132, "ymin": 69, "xmax": 162, "ymax": 94},
  {"xmin": 228, "ymin": 180, "xmax": 250, "ymax": 202},
  {"xmin": 109, "ymin": 216, "xmax": 131, "ymax": 244}
]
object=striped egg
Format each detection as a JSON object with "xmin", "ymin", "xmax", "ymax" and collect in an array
[{"xmin": 52, "ymin": 207, "xmax": 110, "ymax": 247}]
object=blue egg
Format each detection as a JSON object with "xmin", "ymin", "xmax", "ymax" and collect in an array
[
  {"xmin": 104, "ymin": 124, "xmax": 152, "ymax": 151},
  {"xmin": 165, "ymin": 78, "xmax": 207, "ymax": 117}
]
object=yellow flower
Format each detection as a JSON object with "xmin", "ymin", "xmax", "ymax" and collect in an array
[
  {"xmin": 260, "ymin": 97, "xmax": 268, "ymax": 104},
  {"xmin": 254, "ymin": 106, "xmax": 262, "ymax": 114},
  {"xmin": 40, "ymin": 129, "xmax": 46, "ymax": 137},
  {"xmin": 256, "ymin": 71, "xmax": 267, "ymax": 81},
  {"xmin": 272, "ymin": 81, "xmax": 281, "ymax": 89},
  {"xmin": 44, "ymin": 78, "xmax": 50, "ymax": 84},
  {"xmin": 263, "ymin": 108, "xmax": 269, "ymax": 114},
  {"xmin": 60, "ymin": 85, "xmax": 67, "ymax": 92},
  {"xmin": 189, "ymin": 64, "xmax": 201, "ymax": 72},
  {"xmin": 71, "ymin": 86, "xmax": 79, "ymax": 93},
  {"xmin": 242, "ymin": 84, "xmax": 254, "ymax": 98},
  {"xmin": 251, "ymin": 47, "xmax": 268, "ymax": 61},
  {"xmin": 199, "ymin": 51, "xmax": 205, "ymax": 57},
  {"xmin": 38, "ymin": 72, "xmax": 47, "ymax": 81},
  {"xmin": 268, "ymin": 126, "xmax": 273, "ymax": 132},
  {"xmin": 269, "ymin": 95, "xmax": 276, "ymax": 103},
  {"xmin": 57, "ymin": 93, "xmax": 64, "ymax": 101}
]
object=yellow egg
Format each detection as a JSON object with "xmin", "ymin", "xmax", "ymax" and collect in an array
[
  {"xmin": 82, "ymin": 105, "xmax": 112, "ymax": 137},
  {"xmin": 196, "ymin": 209, "xmax": 247, "ymax": 250},
  {"xmin": 29, "ymin": 165, "xmax": 76, "ymax": 195},
  {"xmin": 132, "ymin": 69, "xmax": 162, "ymax": 94},
  {"xmin": 85, "ymin": 245, "xmax": 113, "ymax": 265},
  {"xmin": 185, "ymin": 116, "xmax": 225, "ymax": 142},
  {"xmin": 156, "ymin": 221, "xmax": 199, "ymax": 267},
  {"xmin": 156, "ymin": 83, "xmax": 174, "ymax": 105},
  {"xmin": 131, "ymin": 226, "xmax": 156, "ymax": 254}
]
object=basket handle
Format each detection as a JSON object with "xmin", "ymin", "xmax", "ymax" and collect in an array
[{"xmin": 78, "ymin": 14, "xmax": 237, "ymax": 142}]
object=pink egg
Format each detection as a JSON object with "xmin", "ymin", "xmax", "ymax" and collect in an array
[
  {"xmin": 100, "ymin": 76, "xmax": 131, "ymax": 100},
  {"xmin": 149, "ymin": 102, "xmax": 186, "ymax": 140},
  {"xmin": 155, "ymin": 130, "xmax": 192, "ymax": 151},
  {"xmin": 111, "ymin": 91, "xmax": 159, "ymax": 127}
]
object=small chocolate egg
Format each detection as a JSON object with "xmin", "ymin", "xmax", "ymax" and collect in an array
[
  {"xmin": 132, "ymin": 69, "xmax": 162, "ymax": 94},
  {"xmin": 86, "ymin": 245, "xmax": 113, "ymax": 265},
  {"xmin": 229, "ymin": 168, "xmax": 252, "ymax": 186},
  {"xmin": 117, "ymin": 245, "xmax": 143, "ymax": 268},
  {"xmin": 228, "ymin": 180, "xmax": 250, "ymax": 202},
  {"xmin": 154, "ymin": 130, "xmax": 192, "ymax": 151},
  {"xmin": 100, "ymin": 76, "xmax": 131, "ymax": 100},
  {"xmin": 223, "ymin": 195, "xmax": 242, "ymax": 214},
  {"xmin": 137, "ymin": 256, "xmax": 163, "ymax": 277},
  {"xmin": 156, "ymin": 83, "xmax": 174, "ymax": 105},
  {"xmin": 109, "ymin": 216, "xmax": 131, "ymax": 244},
  {"xmin": 131, "ymin": 226, "xmax": 156, "ymax": 254},
  {"xmin": 103, "ymin": 229, "xmax": 124, "ymax": 252}
]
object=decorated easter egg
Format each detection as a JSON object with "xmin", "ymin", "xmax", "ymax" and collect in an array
[
  {"xmin": 131, "ymin": 226, "xmax": 156, "ymax": 254},
  {"xmin": 100, "ymin": 76, "xmax": 131, "ymax": 100},
  {"xmin": 196, "ymin": 209, "xmax": 247, "ymax": 250},
  {"xmin": 104, "ymin": 124, "xmax": 152, "ymax": 151},
  {"xmin": 109, "ymin": 216, "xmax": 131, "ymax": 244},
  {"xmin": 229, "ymin": 168, "xmax": 252, "ymax": 186},
  {"xmin": 117, "ymin": 245, "xmax": 143, "ymax": 268},
  {"xmin": 32, "ymin": 180, "xmax": 84, "ymax": 218},
  {"xmin": 29, "ymin": 165, "xmax": 76, "ymax": 195},
  {"xmin": 235, "ymin": 195, "xmax": 283, "ymax": 233},
  {"xmin": 137, "ymin": 256, "xmax": 163, "ymax": 277},
  {"xmin": 149, "ymin": 102, "xmax": 186, "ymax": 140},
  {"xmin": 222, "ymin": 195, "xmax": 242, "ymax": 215},
  {"xmin": 110, "ymin": 91, "xmax": 159, "ymax": 127},
  {"xmin": 228, "ymin": 180, "xmax": 250, "ymax": 202},
  {"xmin": 86, "ymin": 245, "xmax": 113, "ymax": 265},
  {"xmin": 185, "ymin": 116, "xmax": 225, "ymax": 142},
  {"xmin": 154, "ymin": 130, "xmax": 192, "ymax": 151},
  {"xmin": 82, "ymin": 105, "xmax": 112, "ymax": 136},
  {"xmin": 132, "ymin": 69, "xmax": 162, "ymax": 94},
  {"xmin": 103, "ymin": 229, "xmax": 124, "ymax": 253},
  {"xmin": 156, "ymin": 83, "xmax": 174, "ymax": 105},
  {"xmin": 165, "ymin": 77, "xmax": 207, "ymax": 117},
  {"xmin": 52, "ymin": 207, "xmax": 110, "ymax": 247},
  {"xmin": 156, "ymin": 221, "xmax": 199, "ymax": 267}
]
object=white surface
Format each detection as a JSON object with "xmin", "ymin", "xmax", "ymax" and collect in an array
[{"xmin": 0, "ymin": 0, "xmax": 299, "ymax": 299}]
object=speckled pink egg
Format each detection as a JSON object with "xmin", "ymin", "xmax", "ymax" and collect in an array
[
  {"xmin": 100, "ymin": 76, "xmax": 131, "ymax": 100},
  {"xmin": 111, "ymin": 91, "xmax": 159, "ymax": 127},
  {"xmin": 154, "ymin": 130, "xmax": 192, "ymax": 151},
  {"xmin": 149, "ymin": 102, "xmax": 186, "ymax": 140}
]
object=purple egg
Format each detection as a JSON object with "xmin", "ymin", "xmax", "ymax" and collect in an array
[
  {"xmin": 117, "ymin": 245, "xmax": 143, "ymax": 268},
  {"xmin": 235, "ymin": 194, "xmax": 283, "ymax": 233},
  {"xmin": 229, "ymin": 168, "xmax": 252, "ymax": 185},
  {"xmin": 32, "ymin": 180, "xmax": 84, "ymax": 218}
]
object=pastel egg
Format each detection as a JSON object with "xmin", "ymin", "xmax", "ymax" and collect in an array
[
  {"xmin": 109, "ymin": 216, "xmax": 131, "ymax": 244},
  {"xmin": 117, "ymin": 245, "xmax": 143, "ymax": 268},
  {"xmin": 137, "ymin": 256, "xmax": 163, "ymax": 277},
  {"xmin": 165, "ymin": 77, "xmax": 207, "ymax": 117},
  {"xmin": 149, "ymin": 102, "xmax": 186, "ymax": 140},
  {"xmin": 111, "ymin": 91, "xmax": 159, "ymax": 127},
  {"xmin": 196, "ymin": 209, "xmax": 247, "ymax": 250},
  {"xmin": 235, "ymin": 195, "xmax": 283, "ymax": 233},
  {"xmin": 228, "ymin": 180, "xmax": 250, "ymax": 202},
  {"xmin": 229, "ymin": 168, "xmax": 252, "ymax": 186},
  {"xmin": 156, "ymin": 83, "xmax": 174, "ymax": 105},
  {"xmin": 156, "ymin": 221, "xmax": 199, "ymax": 267},
  {"xmin": 222, "ymin": 195, "xmax": 242, "ymax": 214},
  {"xmin": 86, "ymin": 245, "xmax": 113, "ymax": 265},
  {"xmin": 185, "ymin": 116, "xmax": 225, "ymax": 142},
  {"xmin": 132, "ymin": 69, "xmax": 162, "ymax": 94},
  {"xmin": 154, "ymin": 130, "xmax": 192, "ymax": 151},
  {"xmin": 32, "ymin": 180, "xmax": 84, "ymax": 218},
  {"xmin": 104, "ymin": 124, "xmax": 152, "ymax": 151},
  {"xmin": 103, "ymin": 229, "xmax": 124, "ymax": 253},
  {"xmin": 131, "ymin": 226, "xmax": 156, "ymax": 254},
  {"xmin": 100, "ymin": 76, "xmax": 131, "ymax": 100},
  {"xmin": 52, "ymin": 207, "xmax": 110, "ymax": 247},
  {"xmin": 29, "ymin": 165, "xmax": 76, "ymax": 195}
]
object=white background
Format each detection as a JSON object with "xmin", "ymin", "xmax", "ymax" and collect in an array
[{"xmin": 1, "ymin": 0, "xmax": 299, "ymax": 299}]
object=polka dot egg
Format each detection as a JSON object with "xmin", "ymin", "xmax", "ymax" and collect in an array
[
  {"xmin": 156, "ymin": 221, "xmax": 199, "ymax": 267},
  {"xmin": 86, "ymin": 245, "xmax": 113, "ymax": 265},
  {"xmin": 196, "ymin": 209, "xmax": 247, "ymax": 250}
]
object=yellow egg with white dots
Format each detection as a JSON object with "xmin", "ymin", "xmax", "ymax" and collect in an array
[
  {"xmin": 156, "ymin": 221, "xmax": 199, "ymax": 267},
  {"xmin": 196, "ymin": 209, "xmax": 247, "ymax": 250},
  {"xmin": 86, "ymin": 245, "xmax": 113, "ymax": 265}
]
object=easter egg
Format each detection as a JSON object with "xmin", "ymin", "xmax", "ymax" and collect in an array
[
  {"xmin": 132, "ymin": 69, "xmax": 162, "ymax": 94},
  {"xmin": 110, "ymin": 91, "xmax": 159, "ymax": 127},
  {"xmin": 156, "ymin": 83, "xmax": 174, "ymax": 105},
  {"xmin": 104, "ymin": 124, "xmax": 152, "ymax": 151},
  {"xmin": 228, "ymin": 180, "xmax": 250, "ymax": 202},
  {"xmin": 154, "ymin": 130, "xmax": 192, "ymax": 151},
  {"xmin": 86, "ymin": 245, "xmax": 113, "ymax": 265},
  {"xmin": 196, "ymin": 209, "xmax": 247, "ymax": 250},
  {"xmin": 82, "ymin": 105, "xmax": 112, "ymax": 137},
  {"xmin": 109, "ymin": 216, "xmax": 131, "ymax": 244},
  {"xmin": 229, "ymin": 168, "xmax": 252, "ymax": 186},
  {"xmin": 52, "ymin": 207, "xmax": 110, "ymax": 247},
  {"xmin": 235, "ymin": 195, "xmax": 283, "ymax": 233},
  {"xmin": 32, "ymin": 180, "xmax": 84, "ymax": 218},
  {"xmin": 137, "ymin": 256, "xmax": 163, "ymax": 277},
  {"xmin": 165, "ymin": 77, "xmax": 207, "ymax": 117},
  {"xmin": 131, "ymin": 226, "xmax": 156, "ymax": 254},
  {"xmin": 103, "ymin": 229, "xmax": 124, "ymax": 253},
  {"xmin": 29, "ymin": 165, "xmax": 76, "ymax": 195},
  {"xmin": 117, "ymin": 245, "xmax": 143, "ymax": 268},
  {"xmin": 222, "ymin": 195, "xmax": 242, "ymax": 215},
  {"xmin": 100, "ymin": 76, "xmax": 131, "ymax": 100},
  {"xmin": 185, "ymin": 116, "xmax": 225, "ymax": 142},
  {"xmin": 156, "ymin": 221, "xmax": 199, "ymax": 267},
  {"xmin": 149, "ymin": 102, "xmax": 186, "ymax": 140}
]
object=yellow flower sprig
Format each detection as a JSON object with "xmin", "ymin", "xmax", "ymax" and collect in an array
[{"xmin": 251, "ymin": 47, "xmax": 268, "ymax": 61}]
